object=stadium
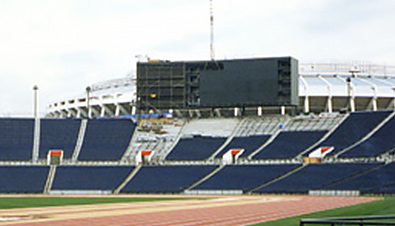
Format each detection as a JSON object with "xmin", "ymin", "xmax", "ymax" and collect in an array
[{"xmin": 1, "ymin": 57, "xmax": 395, "ymax": 225}]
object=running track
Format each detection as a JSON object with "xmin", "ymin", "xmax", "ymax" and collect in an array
[{"xmin": 0, "ymin": 195, "xmax": 379, "ymax": 226}]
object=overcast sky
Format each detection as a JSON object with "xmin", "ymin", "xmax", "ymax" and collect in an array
[{"xmin": 1, "ymin": 0, "xmax": 395, "ymax": 116}]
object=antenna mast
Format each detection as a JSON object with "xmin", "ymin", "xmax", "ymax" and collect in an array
[{"xmin": 210, "ymin": 0, "xmax": 215, "ymax": 60}]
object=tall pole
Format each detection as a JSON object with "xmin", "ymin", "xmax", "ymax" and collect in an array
[
  {"xmin": 33, "ymin": 85, "xmax": 38, "ymax": 118},
  {"xmin": 210, "ymin": 0, "xmax": 215, "ymax": 60},
  {"xmin": 346, "ymin": 77, "xmax": 351, "ymax": 112},
  {"xmin": 86, "ymin": 86, "xmax": 91, "ymax": 118}
]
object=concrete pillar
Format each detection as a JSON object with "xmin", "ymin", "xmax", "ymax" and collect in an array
[
  {"xmin": 327, "ymin": 96, "xmax": 333, "ymax": 113},
  {"xmin": 372, "ymin": 97, "xmax": 377, "ymax": 111},
  {"xmin": 304, "ymin": 96, "xmax": 310, "ymax": 113},
  {"xmin": 350, "ymin": 97, "xmax": 356, "ymax": 112},
  {"xmin": 257, "ymin": 107, "xmax": 262, "ymax": 116},
  {"xmin": 234, "ymin": 107, "xmax": 239, "ymax": 117}
]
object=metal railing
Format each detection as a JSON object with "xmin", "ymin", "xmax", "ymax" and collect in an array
[{"xmin": 300, "ymin": 215, "xmax": 395, "ymax": 225}]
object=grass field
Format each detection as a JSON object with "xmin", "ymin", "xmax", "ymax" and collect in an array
[
  {"xmin": 0, "ymin": 196, "xmax": 195, "ymax": 210},
  {"xmin": 251, "ymin": 197, "xmax": 395, "ymax": 226}
]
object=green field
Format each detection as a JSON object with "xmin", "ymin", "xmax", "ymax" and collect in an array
[
  {"xmin": 0, "ymin": 196, "xmax": 195, "ymax": 210},
  {"xmin": 251, "ymin": 197, "xmax": 395, "ymax": 226}
]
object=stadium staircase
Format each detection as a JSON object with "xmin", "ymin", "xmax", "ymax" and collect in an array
[
  {"xmin": 297, "ymin": 113, "xmax": 348, "ymax": 158},
  {"xmin": 184, "ymin": 164, "xmax": 225, "ymax": 191},
  {"xmin": 72, "ymin": 119, "xmax": 87, "ymax": 162},
  {"xmin": 121, "ymin": 126, "xmax": 142, "ymax": 163},
  {"xmin": 248, "ymin": 164, "xmax": 307, "ymax": 194},
  {"xmin": 44, "ymin": 165, "xmax": 57, "ymax": 194},
  {"xmin": 208, "ymin": 118, "xmax": 244, "ymax": 160},
  {"xmin": 113, "ymin": 165, "xmax": 142, "ymax": 194},
  {"xmin": 248, "ymin": 117, "xmax": 292, "ymax": 159},
  {"xmin": 335, "ymin": 111, "xmax": 395, "ymax": 158},
  {"xmin": 318, "ymin": 163, "xmax": 385, "ymax": 191}
]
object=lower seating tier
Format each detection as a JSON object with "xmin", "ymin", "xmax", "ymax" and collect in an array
[
  {"xmin": 193, "ymin": 164, "xmax": 300, "ymax": 192},
  {"xmin": 52, "ymin": 166, "xmax": 134, "ymax": 191},
  {"xmin": 253, "ymin": 163, "xmax": 381, "ymax": 194},
  {"xmin": 121, "ymin": 165, "xmax": 218, "ymax": 193},
  {"xmin": 0, "ymin": 166, "xmax": 49, "ymax": 193}
]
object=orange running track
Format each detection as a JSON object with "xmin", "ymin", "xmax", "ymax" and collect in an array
[{"xmin": 0, "ymin": 195, "xmax": 379, "ymax": 226}]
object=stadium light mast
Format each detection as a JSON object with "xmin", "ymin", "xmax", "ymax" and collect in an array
[
  {"xmin": 210, "ymin": 0, "xmax": 215, "ymax": 60},
  {"xmin": 33, "ymin": 85, "xmax": 38, "ymax": 118}
]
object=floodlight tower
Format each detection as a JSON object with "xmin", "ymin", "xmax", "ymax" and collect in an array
[{"xmin": 210, "ymin": 0, "xmax": 215, "ymax": 60}]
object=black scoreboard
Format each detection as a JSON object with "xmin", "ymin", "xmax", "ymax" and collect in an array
[{"xmin": 136, "ymin": 57, "xmax": 298, "ymax": 112}]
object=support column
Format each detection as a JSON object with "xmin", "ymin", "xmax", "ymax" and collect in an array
[
  {"xmin": 33, "ymin": 85, "xmax": 39, "ymax": 119},
  {"xmin": 132, "ymin": 106, "xmax": 137, "ymax": 115},
  {"xmin": 350, "ymin": 96, "xmax": 356, "ymax": 112},
  {"xmin": 257, "ymin": 107, "xmax": 262, "ymax": 116},
  {"xmin": 234, "ymin": 107, "xmax": 240, "ymax": 117},
  {"xmin": 327, "ymin": 96, "xmax": 333, "ymax": 113},
  {"xmin": 115, "ymin": 105, "xmax": 120, "ymax": 116},
  {"xmin": 304, "ymin": 96, "xmax": 310, "ymax": 113},
  {"xmin": 372, "ymin": 97, "xmax": 377, "ymax": 111}
]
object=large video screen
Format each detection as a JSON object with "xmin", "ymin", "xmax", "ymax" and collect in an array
[{"xmin": 199, "ymin": 57, "xmax": 298, "ymax": 107}]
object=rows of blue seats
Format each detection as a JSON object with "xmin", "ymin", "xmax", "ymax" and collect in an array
[
  {"xmin": 340, "ymin": 115, "xmax": 395, "ymax": 158},
  {"xmin": 309, "ymin": 111, "xmax": 391, "ymax": 156},
  {"xmin": 254, "ymin": 163, "xmax": 380, "ymax": 194},
  {"xmin": 0, "ymin": 166, "xmax": 49, "ymax": 193},
  {"xmin": 324, "ymin": 162, "xmax": 395, "ymax": 194},
  {"xmin": 193, "ymin": 164, "xmax": 300, "ymax": 192},
  {"xmin": 0, "ymin": 118, "xmax": 34, "ymax": 160},
  {"xmin": 252, "ymin": 131, "xmax": 327, "ymax": 159},
  {"xmin": 39, "ymin": 119, "xmax": 81, "ymax": 159},
  {"xmin": 0, "ymin": 118, "xmax": 137, "ymax": 161},
  {"xmin": 52, "ymin": 166, "xmax": 134, "ymax": 191},
  {"xmin": 166, "ymin": 136, "xmax": 226, "ymax": 160},
  {"xmin": 78, "ymin": 119, "xmax": 136, "ymax": 161},
  {"xmin": 121, "ymin": 165, "xmax": 218, "ymax": 193},
  {"xmin": 0, "ymin": 163, "xmax": 394, "ymax": 194},
  {"xmin": 215, "ymin": 135, "xmax": 270, "ymax": 158}
]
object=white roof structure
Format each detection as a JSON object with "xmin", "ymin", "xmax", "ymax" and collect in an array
[
  {"xmin": 47, "ymin": 63, "xmax": 395, "ymax": 118},
  {"xmin": 299, "ymin": 63, "xmax": 395, "ymax": 113},
  {"xmin": 48, "ymin": 77, "xmax": 136, "ymax": 118}
]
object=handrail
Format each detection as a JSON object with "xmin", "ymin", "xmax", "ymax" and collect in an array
[{"xmin": 300, "ymin": 215, "xmax": 395, "ymax": 226}]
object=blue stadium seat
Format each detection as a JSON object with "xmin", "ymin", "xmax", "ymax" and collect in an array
[
  {"xmin": 39, "ymin": 119, "xmax": 81, "ymax": 159},
  {"xmin": 52, "ymin": 166, "xmax": 134, "ymax": 191},
  {"xmin": 166, "ymin": 136, "xmax": 226, "ymax": 160},
  {"xmin": 78, "ymin": 119, "xmax": 136, "ymax": 161},
  {"xmin": 215, "ymin": 135, "xmax": 271, "ymax": 158},
  {"xmin": 340, "ymin": 116, "xmax": 395, "ymax": 157},
  {"xmin": 0, "ymin": 118, "xmax": 34, "ymax": 160},
  {"xmin": 193, "ymin": 164, "xmax": 300, "ymax": 192},
  {"xmin": 254, "ymin": 163, "xmax": 379, "ymax": 194},
  {"xmin": 324, "ymin": 163, "xmax": 394, "ymax": 194},
  {"xmin": 309, "ymin": 111, "xmax": 391, "ymax": 156},
  {"xmin": 0, "ymin": 166, "xmax": 49, "ymax": 193},
  {"xmin": 121, "ymin": 165, "xmax": 218, "ymax": 193},
  {"xmin": 253, "ymin": 131, "xmax": 327, "ymax": 159}
]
